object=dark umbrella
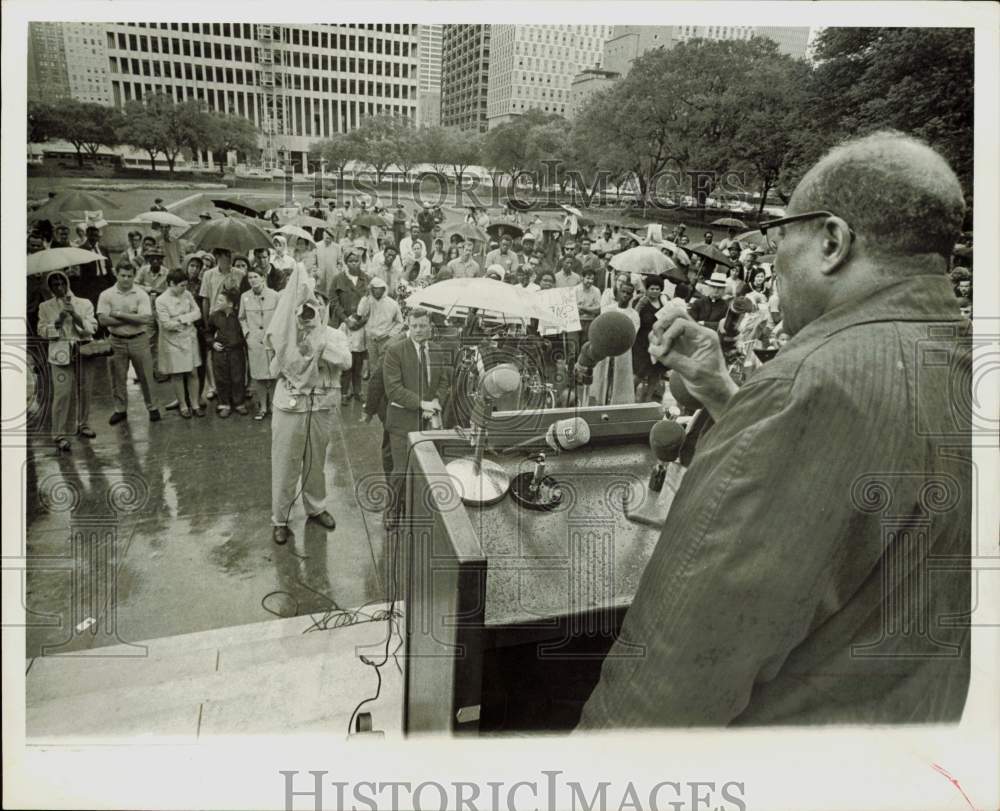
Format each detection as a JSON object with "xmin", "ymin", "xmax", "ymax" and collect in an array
[
  {"xmin": 711, "ymin": 217, "xmax": 747, "ymax": 229},
  {"xmin": 184, "ymin": 215, "xmax": 274, "ymax": 253},
  {"xmin": 486, "ymin": 223, "xmax": 525, "ymax": 240},
  {"xmin": 507, "ymin": 198, "xmax": 534, "ymax": 211},
  {"xmin": 687, "ymin": 242, "xmax": 736, "ymax": 269},
  {"xmin": 211, "ymin": 198, "xmax": 270, "ymax": 218},
  {"xmin": 447, "ymin": 223, "xmax": 490, "ymax": 243}
]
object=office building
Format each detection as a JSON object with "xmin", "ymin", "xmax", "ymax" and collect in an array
[
  {"xmin": 603, "ymin": 24, "xmax": 810, "ymax": 76},
  {"xmin": 27, "ymin": 22, "xmax": 71, "ymax": 103},
  {"xmin": 103, "ymin": 23, "xmax": 421, "ymax": 170},
  {"xmin": 486, "ymin": 25, "xmax": 612, "ymax": 128},
  {"xmin": 440, "ymin": 24, "xmax": 490, "ymax": 132},
  {"xmin": 416, "ymin": 24, "xmax": 443, "ymax": 126},
  {"xmin": 567, "ymin": 66, "xmax": 620, "ymax": 120}
]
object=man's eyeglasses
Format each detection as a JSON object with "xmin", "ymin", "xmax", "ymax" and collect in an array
[{"xmin": 760, "ymin": 210, "xmax": 855, "ymax": 243}]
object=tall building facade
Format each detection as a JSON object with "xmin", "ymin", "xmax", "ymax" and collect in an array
[
  {"xmin": 63, "ymin": 23, "xmax": 113, "ymax": 105},
  {"xmin": 440, "ymin": 24, "xmax": 490, "ymax": 132},
  {"xmin": 486, "ymin": 25, "xmax": 612, "ymax": 128},
  {"xmin": 27, "ymin": 22, "xmax": 71, "ymax": 103},
  {"xmin": 567, "ymin": 67, "xmax": 620, "ymax": 121},
  {"xmin": 103, "ymin": 23, "xmax": 420, "ymax": 169},
  {"xmin": 416, "ymin": 24, "xmax": 442, "ymax": 126},
  {"xmin": 754, "ymin": 26, "xmax": 812, "ymax": 59}
]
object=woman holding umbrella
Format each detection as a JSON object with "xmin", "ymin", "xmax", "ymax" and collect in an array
[{"xmin": 37, "ymin": 270, "xmax": 99, "ymax": 451}]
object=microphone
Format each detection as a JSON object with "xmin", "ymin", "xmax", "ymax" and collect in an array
[
  {"xmin": 501, "ymin": 416, "xmax": 591, "ymax": 455},
  {"xmin": 647, "ymin": 419, "xmax": 685, "ymax": 492},
  {"xmin": 479, "ymin": 363, "xmax": 522, "ymax": 401},
  {"xmin": 575, "ymin": 311, "xmax": 637, "ymax": 401}
]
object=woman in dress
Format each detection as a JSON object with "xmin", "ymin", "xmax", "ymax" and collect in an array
[
  {"xmin": 238, "ymin": 265, "xmax": 280, "ymax": 419},
  {"xmin": 589, "ymin": 281, "xmax": 640, "ymax": 406},
  {"xmin": 156, "ymin": 268, "xmax": 203, "ymax": 418}
]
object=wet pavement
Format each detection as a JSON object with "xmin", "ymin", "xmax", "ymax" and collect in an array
[{"xmin": 23, "ymin": 360, "xmax": 389, "ymax": 659}]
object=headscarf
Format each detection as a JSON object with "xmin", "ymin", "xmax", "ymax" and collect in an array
[
  {"xmin": 45, "ymin": 270, "xmax": 75, "ymax": 299},
  {"xmin": 265, "ymin": 263, "xmax": 329, "ymax": 391}
]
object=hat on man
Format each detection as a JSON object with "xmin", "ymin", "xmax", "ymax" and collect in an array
[
  {"xmin": 704, "ymin": 270, "xmax": 728, "ymax": 288},
  {"xmin": 522, "ymin": 233, "xmax": 536, "ymax": 242},
  {"xmin": 144, "ymin": 244, "xmax": 166, "ymax": 258},
  {"xmin": 485, "ymin": 264, "xmax": 506, "ymax": 281},
  {"xmin": 369, "ymin": 276, "xmax": 388, "ymax": 289}
]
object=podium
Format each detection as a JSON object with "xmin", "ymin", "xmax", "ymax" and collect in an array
[{"xmin": 399, "ymin": 402, "xmax": 679, "ymax": 734}]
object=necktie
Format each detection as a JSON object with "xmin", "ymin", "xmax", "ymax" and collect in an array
[{"xmin": 419, "ymin": 342, "xmax": 429, "ymax": 397}]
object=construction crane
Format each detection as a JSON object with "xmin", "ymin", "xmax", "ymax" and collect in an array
[{"xmin": 256, "ymin": 24, "xmax": 284, "ymax": 172}]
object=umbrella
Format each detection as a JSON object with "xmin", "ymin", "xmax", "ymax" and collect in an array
[
  {"xmin": 446, "ymin": 223, "xmax": 490, "ymax": 243},
  {"xmin": 616, "ymin": 230, "xmax": 641, "ymax": 244},
  {"xmin": 486, "ymin": 223, "xmax": 525, "ymax": 240},
  {"xmin": 734, "ymin": 229, "xmax": 776, "ymax": 251},
  {"xmin": 28, "ymin": 190, "xmax": 119, "ymax": 220},
  {"xmin": 132, "ymin": 211, "xmax": 191, "ymax": 229},
  {"xmin": 352, "ymin": 212, "xmax": 390, "ymax": 229},
  {"xmin": 712, "ymin": 217, "xmax": 747, "ymax": 229},
  {"xmin": 659, "ymin": 240, "xmax": 691, "ymax": 267},
  {"xmin": 560, "ymin": 204, "xmax": 584, "ymax": 218},
  {"xmin": 687, "ymin": 242, "xmax": 736, "ymax": 269},
  {"xmin": 273, "ymin": 224, "xmax": 316, "ymax": 243},
  {"xmin": 405, "ymin": 278, "xmax": 555, "ymax": 322},
  {"xmin": 610, "ymin": 247, "xmax": 679, "ymax": 277},
  {"xmin": 507, "ymin": 198, "xmax": 534, "ymax": 212},
  {"xmin": 27, "ymin": 247, "xmax": 106, "ymax": 276},
  {"xmin": 288, "ymin": 214, "xmax": 331, "ymax": 229},
  {"xmin": 211, "ymin": 197, "xmax": 272, "ymax": 218},
  {"xmin": 184, "ymin": 216, "xmax": 274, "ymax": 254}
]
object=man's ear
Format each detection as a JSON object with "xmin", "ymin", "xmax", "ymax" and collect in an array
[{"xmin": 818, "ymin": 216, "xmax": 853, "ymax": 276}]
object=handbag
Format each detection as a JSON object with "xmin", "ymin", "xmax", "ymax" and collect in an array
[{"xmin": 79, "ymin": 338, "xmax": 112, "ymax": 357}]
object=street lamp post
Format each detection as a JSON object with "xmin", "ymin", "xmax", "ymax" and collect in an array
[{"xmin": 279, "ymin": 147, "xmax": 293, "ymax": 205}]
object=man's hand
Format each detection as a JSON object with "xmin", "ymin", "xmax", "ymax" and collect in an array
[
  {"xmin": 649, "ymin": 305, "xmax": 738, "ymax": 419},
  {"xmin": 212, "ymin": 341, "xmax": 224, "ymax": 352}
]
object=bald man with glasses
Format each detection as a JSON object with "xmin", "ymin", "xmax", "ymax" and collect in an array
[{"xmin": 580, "ymin": 131, "xmax": 972, "ymax": 730}]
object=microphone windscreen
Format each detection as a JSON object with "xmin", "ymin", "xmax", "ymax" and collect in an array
[
  {"xmin": 669, "ymin": 373, "xmax": 703, "ymax": 412},
  {"xmin": 649, "ymin": 419, "xmax": 685, "ymax": 463},
  {"xmin": 588, "ymin": 311, "xmax": 637, "ymax": 360},
  {"xmin": 481, "ymin": 363, "xmax": 522, "ymax": 399},
  {"xmin": 545, "ymin": 417, "xmax": 591, "ymax": 451}
]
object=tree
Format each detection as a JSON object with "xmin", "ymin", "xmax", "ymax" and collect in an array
[
  {"xmin": 446, "ymin": 128, "xmax": 483, "ymax": 189},
  {"xmin": 162, "ymin": 97, "xmax": 215, "ymax": 175},
  {"xmin": 32, "ymin": 99, "xmax": 123, "ymax": 167},
  {"xmin": 119, "ymin": 98, "xmax": 168, "ymax": 173},
  {"xmin": 805, "ymin": 28, "xmax": 974, "ymax": 197},
  {"xmin": 525, "ymin": 119, "xmax": 575, "ymax": 194},
  {"xmin": 350, "ymin": 114, "xmax": 403, "ymax": 184},
  {"xmin": 208, "ymin": 112, "xmax": 259, "ymax": 163},
  {"xmin": 417, "ymin": 126, "xmax": 453, "ymax": 175},
  {"xmin": 309, "ymin": 133, "xmax": 357, "ymax": 184},
  {"xmin": 389, "ymin": 116, "xmax": 420, "ymax": 181}
]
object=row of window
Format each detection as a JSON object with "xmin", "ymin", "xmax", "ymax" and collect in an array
[
  {"xmin": 111, "ymin": 60, "xmax": 415, "ymax": 99},
  {"xmin": 108, "ymin": 31, "xmax": 414, "ymax": 60},
  {"xmin": 111, "ymin": 79, "xmax": 415, "ymax": 137},
  {"xmin": 109, "ymin": 53, "xmax": 412, "ymax": 80},
  {"xmin": 119, "ymin": 23, "xmax": 414, "ymax": 40}
]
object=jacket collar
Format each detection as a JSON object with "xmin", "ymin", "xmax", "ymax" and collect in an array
[{"xmin": 788, "ymin": 274, "xmax": 962, "ymax": 347}]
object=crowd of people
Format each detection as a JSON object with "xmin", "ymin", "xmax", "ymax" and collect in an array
[{"xmin": 26, "ymin": 194, "xmax": 975, "ymax": 455}]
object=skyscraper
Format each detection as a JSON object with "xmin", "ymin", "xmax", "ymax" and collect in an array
[
  {"xmin": 27, "ymin": 22, "xmax": 71, "ymax": 103},
  {"xmin": 102, "ymin": 23, "xmax": 421, "ymax": 170},
  {"xmin": 486, "ymin": 24, "xmax": 612, "ymax": 128},
  {"xmin": 416, "ymin": 24, "xmax": 443, "ymax": 127},
  {"xmin": 440, "ymin": 24, "xmax": 490, "ymax": 132},
  {"xmin": 63, "ymin": 23, "xmax": 112, "ymax": 105}
]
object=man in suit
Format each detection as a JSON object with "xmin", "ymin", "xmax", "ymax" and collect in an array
[{"xmin": 382, "ymin": 307, "xmax": 450, "ymax": 526}]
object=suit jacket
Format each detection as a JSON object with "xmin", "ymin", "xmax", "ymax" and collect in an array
[
  {"xmin": 581, "ymin": 275, "xmax": 971, "ymax": 728},
  {"xmin": 382, "ymin": 335, "xmax": 450, "ymax": 435}
]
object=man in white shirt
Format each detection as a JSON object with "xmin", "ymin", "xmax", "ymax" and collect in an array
[
  {"xmin": 447, "ymin": 240, "xmax": 482, "ymax": 279},
  {"xmin": 398, "ymin": 223, "xmax": 423, "ymax": 265}
]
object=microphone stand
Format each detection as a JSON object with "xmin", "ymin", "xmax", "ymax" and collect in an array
[{"xmin": 445, "ymin": 392, "xmax": 511, "ymax": 507}]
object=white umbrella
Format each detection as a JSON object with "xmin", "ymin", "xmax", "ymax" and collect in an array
[
  {"xmin": 132, "ymin": 211, "xmax": 191, "ymax": 228},
  {"xmin": 659, "ymin": 240, "xmax": 691, "ymax": 267},
  {"xmin": 27, "ymin": 248, "xmax": 106, "ymax": 276},
  {"xmin": 406, "ymin": 278, "xmax": 557, "ymax": 322},
  {"xmin": 610, "ymin": 246, "xmax": 678, "ymax": 277},
  {"xmin": 273, "ymin": 224, "xmax": 317, "ymax": 243},
  {"xmin": 560, "ymin": 204, "xmax": 583, "ymax": 218}
]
